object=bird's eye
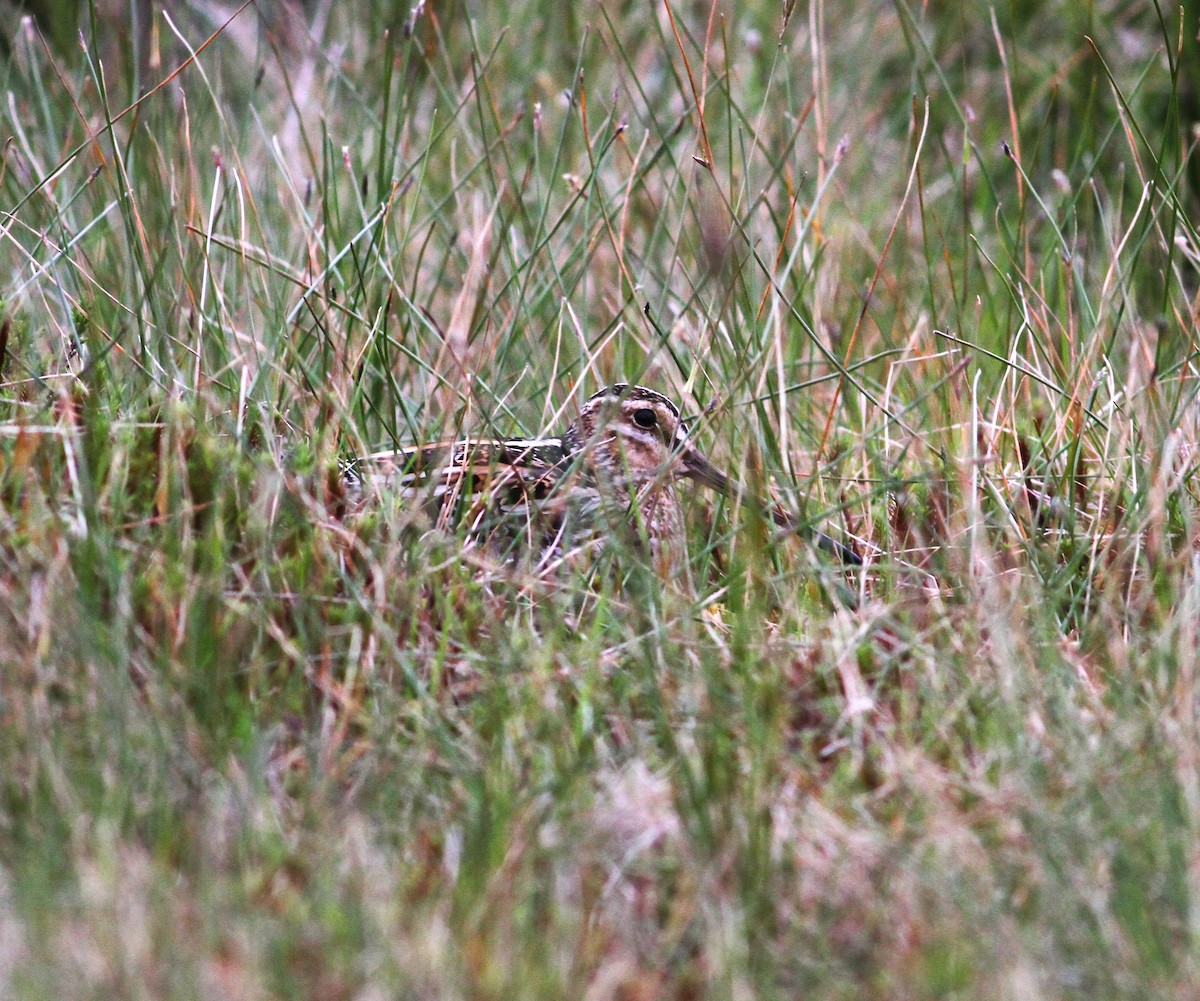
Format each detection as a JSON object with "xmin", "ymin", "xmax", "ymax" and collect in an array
[{"xmin": 632, "ymin": 408, "xmax": 657, "ymax": 430}]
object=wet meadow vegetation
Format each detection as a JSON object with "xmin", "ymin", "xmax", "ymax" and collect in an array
[{"xmin": 2, "ymin": 0, "xmax": 1200, "ymax": 997}]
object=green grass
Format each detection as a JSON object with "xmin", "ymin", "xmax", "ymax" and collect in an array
[{"xmin": 2, "ymin": 0, "xmax": 1200, "ymax": 997}]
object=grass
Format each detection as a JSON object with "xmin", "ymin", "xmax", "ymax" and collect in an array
[{"xmin": 2, "ymin": 0, "xmax": 1200, "ymax": 997}]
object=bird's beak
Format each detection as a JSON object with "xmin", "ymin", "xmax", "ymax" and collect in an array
[
  {"xmin": 679, "ymin": 445, "xmax": 862, "ymax": 566},
  {"xmin": 679, "ymin": 446, "xmax": 783, "ymax": 525},
  {"xmin": 679, "ymin": 446, "xmax": 732, "ymax": 494}
]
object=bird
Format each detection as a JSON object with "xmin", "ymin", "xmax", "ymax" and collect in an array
[{"xmin": 341, "ymin": 384, "xmax": 861, "ymax": 574}]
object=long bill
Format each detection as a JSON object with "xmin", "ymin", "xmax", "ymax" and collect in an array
[{"xmin": 678, "ymin": 447, "xmax": 862, "ymax": 566}]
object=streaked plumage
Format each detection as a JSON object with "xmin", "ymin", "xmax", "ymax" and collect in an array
[{"xmin": 343, "ymin": 384, "xmax": 861, "ymax": 572}]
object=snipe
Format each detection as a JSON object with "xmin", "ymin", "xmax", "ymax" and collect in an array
[{"xmin": 343, "ymin": 384, "xmax": 861, "ymax": 573}]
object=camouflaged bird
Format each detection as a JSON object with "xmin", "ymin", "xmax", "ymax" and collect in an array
[{"xmin": 342, "ymin": 384, "xmax": 861, "ymax": 574}]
